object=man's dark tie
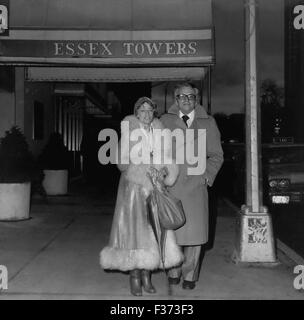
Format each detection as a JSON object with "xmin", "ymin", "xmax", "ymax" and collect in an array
[{"xmin": 182, "ymin": 115, "xmax": 189, "ymax": 127}]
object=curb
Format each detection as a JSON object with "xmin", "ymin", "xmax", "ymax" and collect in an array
[
  {"xmin": 276, "ymin": 239, "xmax": 304, "ymax": 266},
  {"xmin": 222, "ymin": 197, "xmax": 304, "ymax": 266}
]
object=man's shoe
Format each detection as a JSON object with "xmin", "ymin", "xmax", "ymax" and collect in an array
[
  {"xmin": 182, "ymin": 280, "xmax": 196, "ymax": 290},
  {"xmin": 168, "ymin": 277, "xmax": 181, "ymax": 285}
]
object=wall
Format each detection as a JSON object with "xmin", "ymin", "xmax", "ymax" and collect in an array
[
  {"xmin": 0, "ymin": 67, "xmax": 15, "ymax": 137},
  {"xmin": 0, "ymin": 91, "xmax": 14, "ymax": 138},
  {"xmin": 24, "ymin": 81, "xmax": 55, "ymax": 156},
  {"xmin": 0, "ymin": 67, "xmax": 55, "ymax": 156},
  {"xmin": 285, "ymin": 0, "xmax": 304, "ymax": 142}
]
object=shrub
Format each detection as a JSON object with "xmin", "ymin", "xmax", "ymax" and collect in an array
[
  {"xmin": 38, "ymin": 132, "xmax": 70, "ymax": 170},
  {"xmin": 0, "ymin": 126, "xmax": 36, "ymax": 183}
]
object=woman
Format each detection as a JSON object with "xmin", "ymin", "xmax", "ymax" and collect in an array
[{"xmin": 100, "ymin": 97, "xmax": 183, "ymax": 296}]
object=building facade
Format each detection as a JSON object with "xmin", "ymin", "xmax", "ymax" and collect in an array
[
  {"xmin": 0, "ymin": 0, "xmax": 215, "ymax": 177},
  {"xmin": 285, "ymin": 0, "xmax": 304, "ymax": 142}
]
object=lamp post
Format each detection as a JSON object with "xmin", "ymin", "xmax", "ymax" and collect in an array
[{"xmin": 233, "ymin": 0, "xmax": 277, "ymax": 265}]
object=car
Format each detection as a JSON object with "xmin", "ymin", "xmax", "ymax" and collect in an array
[
  {"xmin": 263, "ymin": 143, "xmax": 304, "ymax": 206},
  {"xmin": 220, "ymin": 142, "xmax": 304, "ymax": 207}
]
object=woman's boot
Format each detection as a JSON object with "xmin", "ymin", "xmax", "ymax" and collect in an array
[
  {"xmin": 130, "ymin": 269, "xmax": 142, "ymax": 296},
  {"xmin": 141, "ymin": 270, "xmax": 156, "ymax": 294}
]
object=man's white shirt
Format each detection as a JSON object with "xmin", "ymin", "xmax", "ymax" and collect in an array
[{"xmin": 179, "ymin": 109, "xmax": 195, "ymax": 128}]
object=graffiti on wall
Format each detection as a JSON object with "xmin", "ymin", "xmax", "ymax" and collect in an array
[{"xmin": 248, "ymin": 218, "xmax": 268, "ymax": 244}]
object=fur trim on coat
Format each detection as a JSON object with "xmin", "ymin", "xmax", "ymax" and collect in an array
[
  {"xmin": 100, "ymin": 227, "xmax": 184, "ymax": 271},
  {"xmin": 117, "ymin": 115, "xmax": 179, "ymax": 193},
  {"xmin": 100, "ymin": 115, "xmax": 183, "ymax": 272}
]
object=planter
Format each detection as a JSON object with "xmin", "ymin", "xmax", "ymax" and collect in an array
[
  {"xmin": 43, "ymin": 169, "xmax": 68, "ymax": 195},
  {"xmin": 0, "ymin": 182, "xmax": 31, "ymax": 221}
]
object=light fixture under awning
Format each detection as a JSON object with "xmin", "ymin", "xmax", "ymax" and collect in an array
[
  {"xmin": 26, "ymin": 67, "xmax": 206, "ymax": 82},
  {"xmin": 53, "ymin": 83, "xmax": 107, "ymax": 113}
]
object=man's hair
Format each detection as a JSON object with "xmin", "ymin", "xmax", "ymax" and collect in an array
[
  {"xmin": 174, "ymin": 82, "xmax": 199, "ymax": 98},
  {"xmin": 133, "ymin": 96, "xmax": 158, "ymax": 117}
]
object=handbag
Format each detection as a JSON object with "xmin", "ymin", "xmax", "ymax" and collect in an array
[
  {"xmin": 147, "ymin": 172, "xmax": 186, "ymax": 230},
  {"xmin": 154, "ymin": 187, "xmax": 186, "ymax": 230}
]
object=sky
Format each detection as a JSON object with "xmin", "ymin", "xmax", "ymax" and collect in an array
[{"xmin": 212, "ymin": 0, "xmax": 284, "ymax": 115}]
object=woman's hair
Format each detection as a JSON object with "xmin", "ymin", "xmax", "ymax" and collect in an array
[{"xmin": 133, "ymin": 96, "xmax": 158, "ymax": 117}]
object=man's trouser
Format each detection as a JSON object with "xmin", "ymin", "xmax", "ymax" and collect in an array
[{"xmin": 168, "ymin": 245, "xmax": 203, "ymax": 282}]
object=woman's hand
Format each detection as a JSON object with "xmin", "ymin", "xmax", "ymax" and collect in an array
[
  {"xmin": 159, "ymin": 167, "xmax": 168, "ymax": 181},
  {"xmin": 147, "ymin": 167, "xmax": 166, "ymax": 191},
  {"xmin": 149, "ymin": 166, "xmax": 167, "ymax": 182}
]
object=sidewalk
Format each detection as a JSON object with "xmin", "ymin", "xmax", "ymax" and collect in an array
[{"xmin": 0, "ymin": 183, "xmax": 303, "ymax": 300}]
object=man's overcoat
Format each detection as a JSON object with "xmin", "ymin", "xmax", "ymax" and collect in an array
[{"xmin": 160, "ymin": 104, "xmax": 224, "ymax": 245}]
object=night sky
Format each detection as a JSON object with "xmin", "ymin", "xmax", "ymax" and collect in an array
[{"xmin": 212, "ymin": 0, "xmax": 284, "ymax": 115}]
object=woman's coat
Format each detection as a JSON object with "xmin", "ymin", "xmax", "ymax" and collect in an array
[
  {"xmin": 160, "ymin": 104, "xmax": 224, "ymax": 245},
  {"xmin": 100, "ymin": 115, "xmax": 183, "ymax": 271}
]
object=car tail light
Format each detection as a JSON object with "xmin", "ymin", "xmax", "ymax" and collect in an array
[
  {"xmin": 278, "ymin": 179, "xmax": 290, "ymax": 188},
  {"xmin": 269, "ymin": 179, "xmax": 278, "ymax": 188},
  {"xmin": 269, "ymin": 178, "xmax": 290, "ymax": 189}
]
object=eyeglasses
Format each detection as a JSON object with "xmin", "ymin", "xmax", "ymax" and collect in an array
[{"xmin": 176, "ymin": 94, "xmax": 196, "ymax": 102}]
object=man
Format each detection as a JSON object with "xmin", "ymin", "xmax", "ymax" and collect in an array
[{"xmin": 160, "ymin": 82, "xmax": 223, "ymax": 290}]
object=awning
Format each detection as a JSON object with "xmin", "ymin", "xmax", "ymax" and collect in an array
[
  {"xmin": 0, "ymin": 0, "xmax": 214, "ymax": 67},
  {"xmin": 26, "ymin": 67, "xmax": 206, "ymax": 82},
  {"xmin": 8, "ymin": 0, "xmax": 212, "ymax": 30}
]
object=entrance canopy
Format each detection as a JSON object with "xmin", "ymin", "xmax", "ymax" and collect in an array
[
  {"xmin": 7, "ymin": 0, "xmax": 212, "ymax": 30},
  {"xmin": 0, "ymin": 1, "xmax": 216, "ymax": 171},
  {"xmin": 0, "ymin": 0, "xmax": 214, "ymax": 68},
  {"xmin": 26, "ymin": 66, "xmax": 206, "ymax": 82}
]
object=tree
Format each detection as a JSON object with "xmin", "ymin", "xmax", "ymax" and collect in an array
[
  {"xmin": 261, "ymin": 79, "xmax": 284, "ymax": 109},
  {"xmin": 260, "ymin": 79, "xmax": 287, "ymax": 141}
]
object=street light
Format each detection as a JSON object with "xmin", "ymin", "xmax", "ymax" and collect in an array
[{"xmin": 232, "ymin": 0, "xmax": 278, "ymax": 265}]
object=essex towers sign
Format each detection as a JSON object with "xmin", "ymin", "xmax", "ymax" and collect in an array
[
  {"xmin": 53, "ymin": 40, "xmax": 198, "ymax": 58},
  {"xmin": 0, "ymin": 29, "xmax": 214, "ymax": 66}
]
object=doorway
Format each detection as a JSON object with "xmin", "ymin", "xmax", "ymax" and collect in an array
[
  {"xmin": 108, "ymin": 82, "xmax": 151, "ymax": 118},
  {"xmin": 80, "ymin": 82, "xmax": 151, "ymax": 192}
]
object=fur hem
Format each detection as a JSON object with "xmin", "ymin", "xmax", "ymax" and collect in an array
[
  {"xmin": 160, "ymin": 230, "xmax": 184, "ymax": 269},
  {"xmin": 100, "ymin": 230, "xmax": 184, "ymax": 272},
  {"xmin": 100, "ymin": 246, "xmax": 160, "ymax": 271}
]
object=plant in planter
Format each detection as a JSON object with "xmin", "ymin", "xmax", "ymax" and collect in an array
[
  {"xmin": 0, "ymin": 126, "xmax": 35, "ymax": 221},
  {"xmin": 38, "ymin": 132, "xmax": 70, "ymax": 195}
]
